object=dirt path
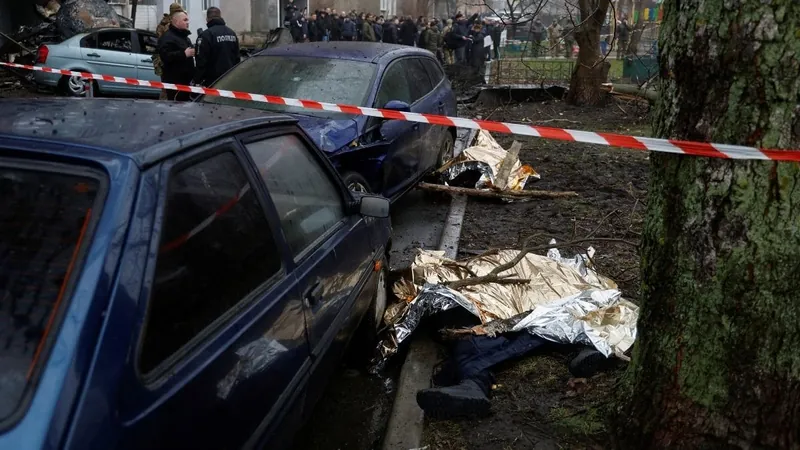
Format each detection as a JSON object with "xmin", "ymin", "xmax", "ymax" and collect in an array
[{"xmin": 424, "ymin": 97, "xmax": 650, "ymax": 449}]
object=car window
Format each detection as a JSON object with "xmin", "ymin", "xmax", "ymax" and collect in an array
[
  {"xmin": 203, "ymin": 56, "xmax": 377, "ymax": 119},
  {"xmin": 375, "ymin": 60, "xmax": 411, "ymax": 107},
  {"xmin": 421, "ymin": 58, "xmax": 444, "ymax": 86},
  {"xmin": 138, "ymin": 150, "xmax": 282, "ymax": 375},
  {"xmin": 80, "ymin": 33, "xmax": 97, "ymax": 49},
  {"xmin": 0, "ymin": 164, "xmax": 102, "ymax": 424},
  {"xmin": 403, "ymin": 59, "xmax": 434, "ymax": 103},
  {"xmin": 138, "ymin": 32, "xmax": 158, "ymax": 55},
  {"xmin": 97, "ymin": 30, "xmax": 133, "ymax": 53},
  {"xmin": 245, "ymin": 134, "xmax": 345, "ymax": 258}
]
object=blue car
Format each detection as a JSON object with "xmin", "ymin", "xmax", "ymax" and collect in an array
[
  {"xmin": 0, "ymin": 98, "xmax": 391, "ymax": 450},
  {"xmin": 202, "ymin": 42, "xmax": 458, "ymax": 199}
]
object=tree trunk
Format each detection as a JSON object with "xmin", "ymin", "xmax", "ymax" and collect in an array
[
  {"xmin": 625, "ymin": 0, "xmax": 645, "ymax": 56},
  {"xmin": 614, "ymin": 0, "xmax": 800, "ymax": 448},
  {"xmin": 566, "ymin": 0, "xmax": 611, "ymax": 106}
]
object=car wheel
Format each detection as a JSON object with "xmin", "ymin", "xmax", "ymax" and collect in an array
[
  {"xmin": 342, "ymin": 171, "xmax": 372, "ymax": 194},
  {"xmin": 437, "ymin": 131, "xmax": 455, "ymax": 169},
  {"xmin": 59, "ymin": 75, "xmax": 89, "ymax": 97},
  {"xmin": 346, "ymin": 262, "xmax": 388, "ymax": 367}
]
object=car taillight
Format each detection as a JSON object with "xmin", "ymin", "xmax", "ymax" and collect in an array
[{"xmin": 37, "ymin": 45, "xmax": 49, "ymax": 64}]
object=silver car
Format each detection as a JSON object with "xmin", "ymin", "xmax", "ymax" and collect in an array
[{"xmin": 34, "ymin": 27, "xmax": 161, "ymax": 97}]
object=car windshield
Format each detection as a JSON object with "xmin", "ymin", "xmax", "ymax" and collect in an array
[
  {"xmin": 202, "ymin": 55, "xmax": 377, "ymax": 119},
  {"xmin": 0, "ymin": 164, "xmax": 101, "ymax": 424}
]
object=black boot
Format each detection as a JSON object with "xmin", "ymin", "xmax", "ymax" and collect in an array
[
  {"xmin": 569, "ymin": 348, "xmax": 614, "ymax": 378},
  {"xmin": 416, "ymin": 379, "xmax": 491, "ymax": 419}
]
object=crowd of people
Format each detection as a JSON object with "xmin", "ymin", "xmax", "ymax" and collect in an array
[{"xmin": 284, "ymin": 2, "xmax": 506, "ymax": 68}]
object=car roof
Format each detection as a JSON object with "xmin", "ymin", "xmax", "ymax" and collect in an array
[
  {"xmin": 256, "ymin": 41, "xmax": 435, "ymax": 63},
  {"xmin": 0, "ymin": 98, "xmax": 295, "ymax": 165}
]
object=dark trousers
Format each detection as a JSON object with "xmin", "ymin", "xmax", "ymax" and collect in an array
[{"xmin": 436, "ymin": 332, "xmax": 551, "ymax": 394}]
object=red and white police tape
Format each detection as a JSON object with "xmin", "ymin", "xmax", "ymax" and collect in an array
[{"xmin": 3, "ymin": 61, "xmax": 800, "ymax": 162}]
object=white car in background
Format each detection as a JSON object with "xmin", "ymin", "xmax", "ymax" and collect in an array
[{"xmin": 33, "ymin": 27, "xmax": 161, "ymax": 97}]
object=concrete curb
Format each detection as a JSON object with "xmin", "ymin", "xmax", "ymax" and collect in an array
[{"xmin": 381, "ymin": 129, "xmax": 477, "ymax": 450}]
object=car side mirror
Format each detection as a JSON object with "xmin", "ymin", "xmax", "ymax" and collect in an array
[
  {"xmin": 382, "ymin": 100, "xmax": 411, "ymax": 112},
  {"xmin": 359, "ymin": 195, "xmax": 390, "ymax": 218}
]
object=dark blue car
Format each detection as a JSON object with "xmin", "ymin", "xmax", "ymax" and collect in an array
[
  {"xmin": 202, "ymin": 42, "xmax": 458, "ymax": 199},
  {"xmin": 0, "ymin": 98, "xmax": 391, "ymax": 450}
]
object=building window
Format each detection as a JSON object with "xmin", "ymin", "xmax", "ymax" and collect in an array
[{"xmin": 202, "ymin": 0, "xmax": 215, "ymax": 10}]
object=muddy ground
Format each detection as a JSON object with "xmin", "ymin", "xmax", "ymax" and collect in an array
[{"xmin": 423, "ymin": 96, "xmax": 651, "ymax": 449}]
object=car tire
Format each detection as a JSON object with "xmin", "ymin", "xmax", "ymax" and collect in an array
[
  {"xmin": 436, "ymin": 130, "xmax": 456, "ymax": 169},
  {"xmin": 342, "ymin": 171, "xmax": 372, "ymax": 194},
  {"xmin": 346, "ymin": 262, "xmax": 387, "ymax": 367},
  {"xmin": 59, "ymin": 75, "xmax": 91, "ymax": 97}
]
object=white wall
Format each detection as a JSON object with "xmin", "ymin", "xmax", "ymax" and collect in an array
[{"xmin": 220, "ymin": 0, "xmax": 252, "ymax": 33}]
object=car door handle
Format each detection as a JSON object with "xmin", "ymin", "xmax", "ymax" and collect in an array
[
  {"xmin": 303, "ymin": 281, "xmax": 324, "ymax": 307},
  {"xmin": 142, "ymin": 59, "xmax": 153, "ymax": 63},
  {"xmin": 86, "ymin": 53, "xmax": 101, "ymax": 57}
]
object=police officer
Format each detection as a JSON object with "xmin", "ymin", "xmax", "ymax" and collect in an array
[{"xmin": 193, "ymin": 7, "xmax": 241, "ymax": 87}]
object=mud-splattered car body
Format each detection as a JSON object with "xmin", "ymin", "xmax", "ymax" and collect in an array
[{"xmin": 202, "ymin": 42, "xmax": 458, "ymax": 201}]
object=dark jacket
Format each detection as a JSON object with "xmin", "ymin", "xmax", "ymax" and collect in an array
[
  {"xmin": 445, "ymin": 22, "xmax": 466, "ymax": 48},
  {"xmin": 399, "ymin": 19, "xmax": 416, "ymax": 45},
  {"xmin": 308, "ymin": 19, "xmax": 318, "ymax": 41},
  {"xmin": 374, "ymin": 23, "xmax": 383, "ymax": 42},
  {"xmin": 317, "ymin": 14, "xmax": 332, "ymax": 38},
  {"xmin": 383, "ymin": 21, "xmax": 398, "ymax": 43},
  {"xmin": 194, "ymin": 18, "xmax": 240, "ymax": 85},
  {"xmin": 157, "ymin": 25, "xmax": 194, "ymax": 84},
  {"xmin": 331, "ymin": 16, "xmax": 342, "ymax": 40},
  {"xmin": 361, "ymin": 20, "xmax": 376, "ymax": 42},
  {"xmin": 341, "ymin": 19, "xmax": 356, "ymax": 39}
]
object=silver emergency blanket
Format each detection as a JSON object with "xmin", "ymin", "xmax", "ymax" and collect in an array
[
  {"xmin": 512, "ymin": 289, "xmax": 638, "ymax": 358},
  {"xmin": 371, "ymin": 247, "xmax": 638, "ymax": 371},
  {"xmin": 442, "ymin": 130, "xmax": 539, "ymax": 191}
]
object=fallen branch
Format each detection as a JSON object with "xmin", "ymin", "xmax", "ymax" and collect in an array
[
  {"xmin": 494, "ymin": 141, "xmax": 521, "ymax": 191},
  {"xmin": 417, "ymin": 182, "xmax": 578, "ymax": 199},
  {"xmin": 445, "ymin": 234, "xmax": 638, "ymax": 289}
]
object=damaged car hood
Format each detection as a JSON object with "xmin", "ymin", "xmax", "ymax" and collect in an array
[{"xmin": 291, "ymin": 114, "xmax": 361, "ymax": 154}]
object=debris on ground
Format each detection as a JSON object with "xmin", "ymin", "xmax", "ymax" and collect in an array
[
  {"xmin": 441, "ymin": 130, "xmax": 539, "ymax": 191},
  {"xmin": 420, "ymin": 130, "xmax": 578, "ymax": 201},
  {"xmin": 372, "ymin": 242, "xmax": 638, "ymax": 371},
  {"xmin": 1, "ymin": 0, "xmax": 130, "ymax": 60}
]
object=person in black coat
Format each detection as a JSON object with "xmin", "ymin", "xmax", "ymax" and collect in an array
[
  {"xmin": 341, "ymin": 16, "xmax": 356, "ymax": 40},
  {"xmin": 308, "ymin": 13, "xmax": 318, "ymax": 41},
  {"xmin": 373, "ymin": 17, "xmax": 384, "ymax": 42},
  {"xmin": 157, "ymin": 11, "xmax": 194, "ymax": 101},
  {"xmin": 383, "ymin": 17, "xmax": 399, "ymax": 44},
  {"xmin": 399, "ymin": 17, "xmax": 416, "ymax": 45},
  {"xmin": 468, "ymin": 23, "xmax": 485, "ymax": 69},
  {"xmin": 194, "ymin": 8, "xmax": 240, "ymax": 86},
  {"xmin": 331, "ymin": 13, "xmax": 342, "ymax": 41}
]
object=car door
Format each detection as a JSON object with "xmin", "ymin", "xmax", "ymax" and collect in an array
[
  {"xmin": 81, "ymin": 29, "xmax": 139, "ymax": 94},
  {"xmin": 133, "ymin": 30, "xmax": 161, "ymax": 96},
  {"xmin": 370, "ymin": 59, "xmax": 424, "ymax": 198},
  {"xmin": 118, "ymin": 141, "xmax": 312, "ymax": 450},
  {"xmin": 240, "ymin": 131, "xmax": 378, "ymax": 428},
  {"xmin": 403, "ymin": 58, "xmax": 440, "ymax": 172}
]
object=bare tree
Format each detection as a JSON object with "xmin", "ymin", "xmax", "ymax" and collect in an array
[{"xmin": 565, "ymin": 0, "xmax": 611, "ymax": 105}]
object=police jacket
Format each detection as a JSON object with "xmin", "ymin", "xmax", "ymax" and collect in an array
[
  {"xmin": 194, "ymin": 18, "xmax": 240, "ymax": 86},
  {"xmin": 157, "ymin": 25, "xmax": 194, "ymax": 84}
]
